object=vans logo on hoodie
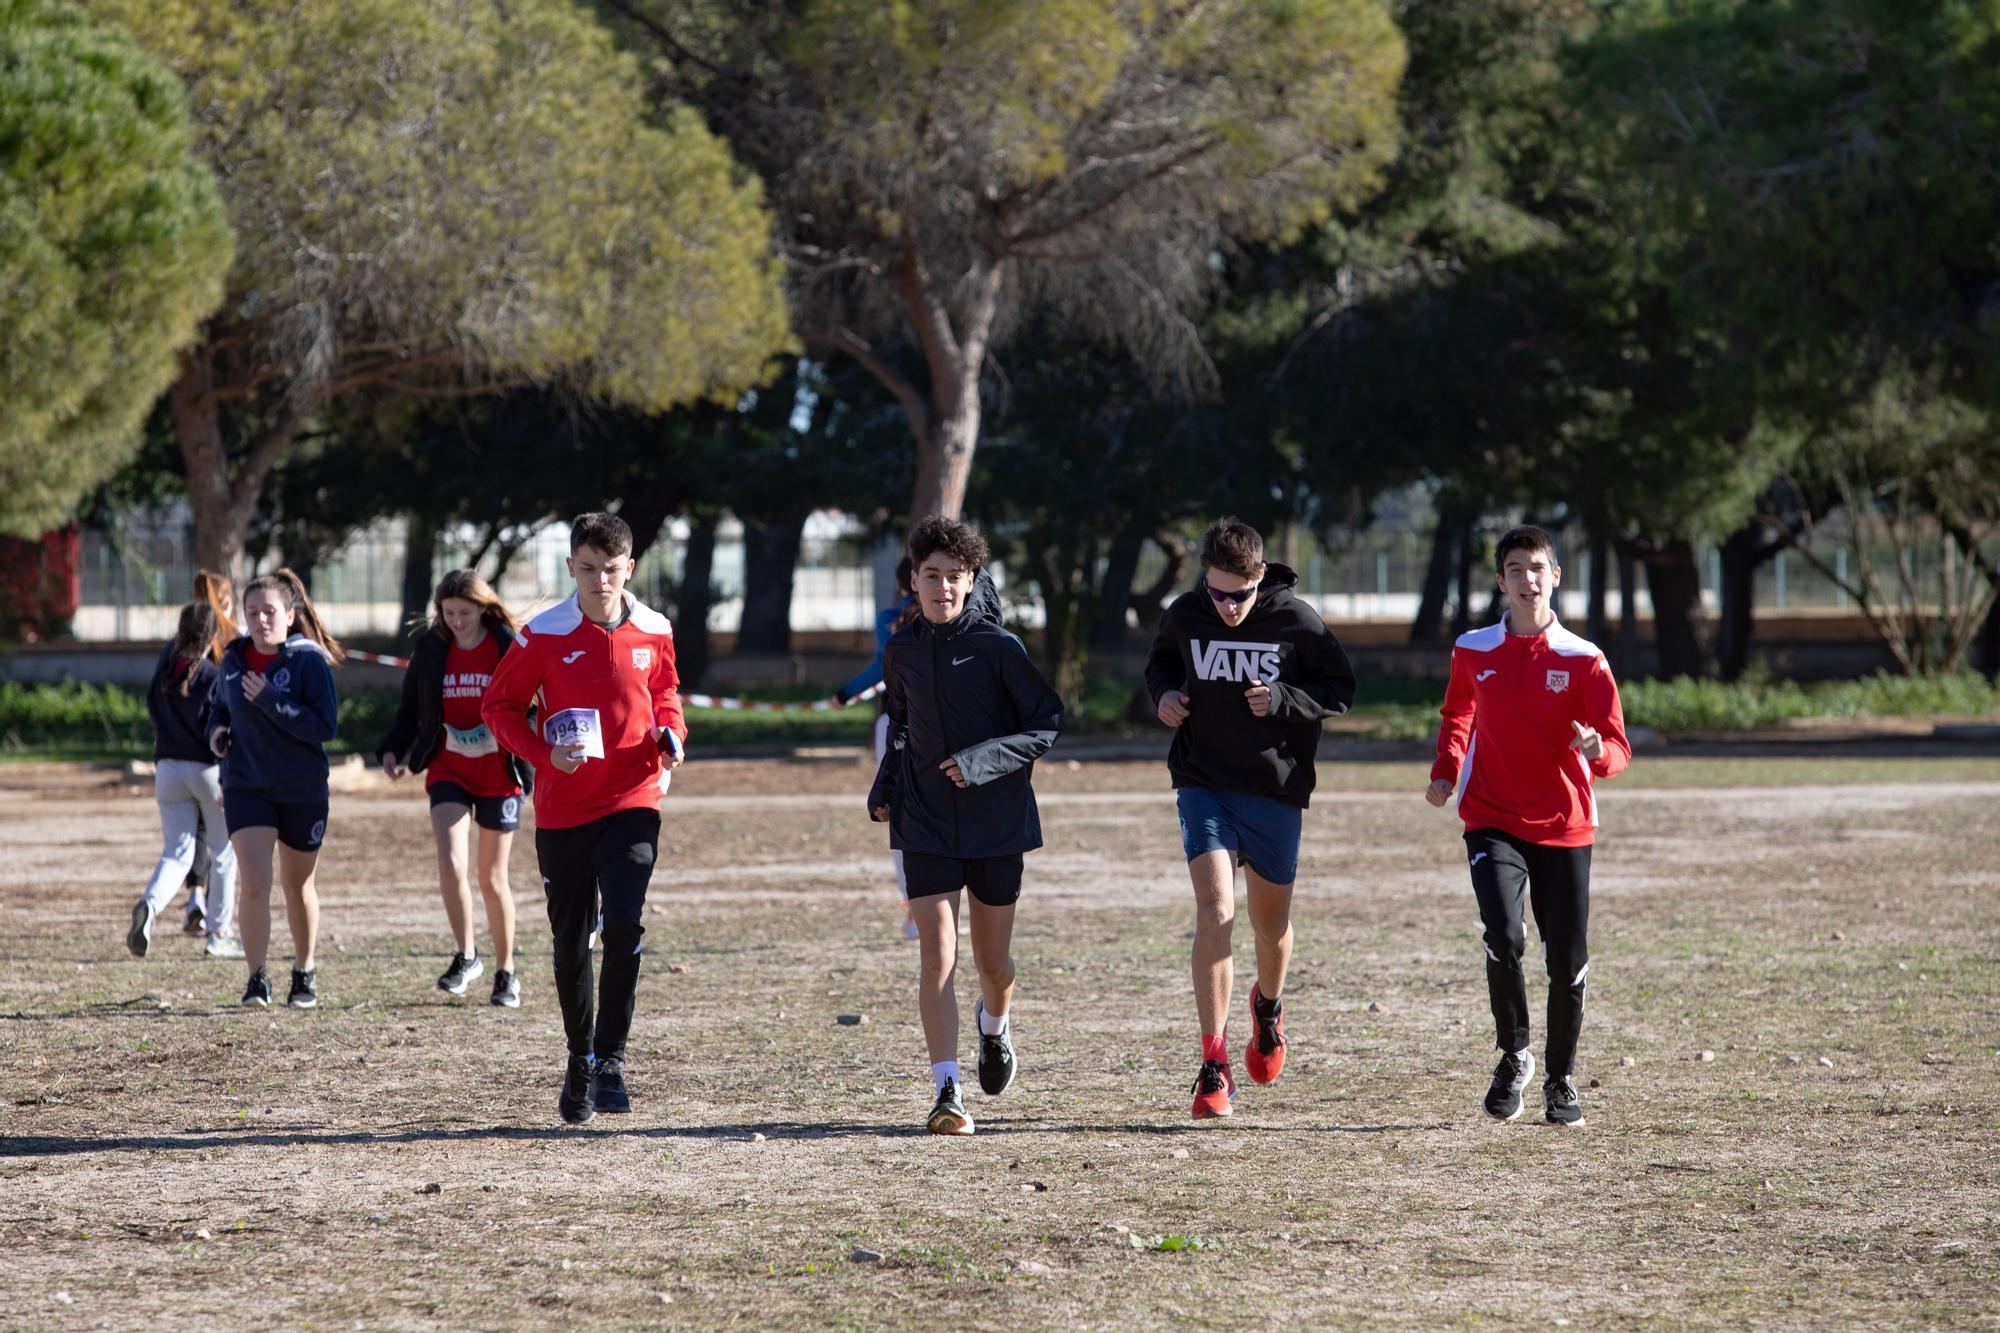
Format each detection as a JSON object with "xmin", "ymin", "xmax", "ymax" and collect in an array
[{"xmin": 1191, "ymin": 640, "xmax": 1282, "ymax": 683}]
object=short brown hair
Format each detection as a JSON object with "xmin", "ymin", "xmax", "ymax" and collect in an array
[
  {"xmin": 571, "ymin": 511, "xmax": 633, "ymax": 558},
  {"xmin": 907, "ymin": 516, "xmax": 989, "ymax": 571},
  {"xmin": 1494, "ymin": 524, "xmax": 1559, "ymax": 571},
  {"xmin": 1198, "ymin": 518, "xmax": 1264, "ymax": 579}
]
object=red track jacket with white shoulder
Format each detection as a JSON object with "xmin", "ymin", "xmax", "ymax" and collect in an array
[
  {"xmin": 482, "ymin": 591, "xmax": 687, "ymax": 831},
  {"xmin": 1430, "ymin": 614, "xmax": 1630, "ymax": 847}
]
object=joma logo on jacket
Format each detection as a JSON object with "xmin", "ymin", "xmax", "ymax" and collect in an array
[{"xmin": 1190, "ymin": 640, "xmax": 1282, "ymax": 683}]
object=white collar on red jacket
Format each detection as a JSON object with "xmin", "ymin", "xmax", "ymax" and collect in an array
[
  {"xmin": 1456, "ymin": 613, "xmax": 1602, "ymax": 659},
  {"xmin": 521, "ymin": 591, "xmax": 672, "ymax": 641}
]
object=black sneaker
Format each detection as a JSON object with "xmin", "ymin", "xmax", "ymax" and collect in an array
[
  {"xmin": 593, "ymin": 1056, "xmax": 632, "ymax": 1114},
  {"xmin": 1544, "ymin": 1075, "xmax": 1585, "ymax": 1126},
  {"xmin": 559, "ymin": 1054, "xmax": 596, "ymax": 1124},
  {"xmin": 975, "ymin": 999, "xmax": 1015, "ymax": 1096},
  {"xmin": 287, "ymin": 968, "xmax": 318, "ymax": 1009},
  {"xmin": 127, "ymin": 900, "xmax": 155, "ymax": 959},
  {"xmin": 437, "ymin": 952, "xmax": 484, "ymax": 996},
  {"xmin": 927, "ymin": 1079, "xmax": 973, "ymax": 1135},
  {"xmin": 241, "ymin": 969, "xmax": 272, "ymax": 1008},
  {"xmin": 1484, "ymin": 1050, "xmax": 1535, "ymax": 1121},
  {"xmin": 490, "ymin": 969, "xmax": 521, "ymax": 1008}
]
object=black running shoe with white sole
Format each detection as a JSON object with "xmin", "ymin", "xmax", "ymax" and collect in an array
[
  {"xmin": 127, "ymin": 900, "xmax": 155, "ymax": 959},
  {"xmin": 241, "ymin": 969, "xmax": 272, "ymax": 1008},
  {"xmin": 1484, "ymin": 1050, "xmax": 1535, "ymax": 1121},
  {"xmin": 975, "ymin": 998, "xmax": 1015, "ymax": 1096},
  {"xmin": 1544, "ymin": 1075, "xmax": 1585, "ymax": 1125},
  {"xmin": 593, "ymin": 1056, "xmax": 631, "ymax": 1114},
  {"xmin": 927, "ymin": 1080, "xmax": 974, "ymax": 1135},
  {"xmin": 490, "ymin": 969, "xmax": 520, "ymax": 1008},
  {"xmin": 559, "ymin": 1054, "xmax": 596, "ymax": 1124},
  {"xmin": 287, "ymin": 968, "xmax": 318, "ymax": 1009},
  {"xmin": 437, "ymin": 951, "xmax": 484, "ymax": 996}
]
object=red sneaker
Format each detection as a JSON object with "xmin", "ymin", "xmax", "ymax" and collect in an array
[
  {"xmin": 1191, "ymin": 1058, "xmax": 1237, "ymax": 1119},
  {"xmin": 1245, "ymin": 983, "xmax": 1286, "ymax": 1085}
]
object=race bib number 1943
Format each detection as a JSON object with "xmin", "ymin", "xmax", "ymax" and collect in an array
[{"xmin": 543, "ymin": 708, "xmax": 605, "ymax": 758}]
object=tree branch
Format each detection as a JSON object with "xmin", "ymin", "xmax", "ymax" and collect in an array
[{"xmin": 801, "ymin": 325, "xmax": 931, "ymax": 445}]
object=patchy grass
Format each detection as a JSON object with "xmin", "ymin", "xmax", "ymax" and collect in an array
[{"xmin": 0, "ymin": 756, "xmax": 1994, "ymax": 1326}]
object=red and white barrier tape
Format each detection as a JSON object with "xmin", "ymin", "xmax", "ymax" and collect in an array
[{"xmin": 346, "ymin": 648, "xmax": 885, "ymax": 712}]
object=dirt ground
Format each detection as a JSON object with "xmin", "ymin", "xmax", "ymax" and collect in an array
[{"xmin": 1, "ymin": 752, "xmax": 1996, "ymax": 1329}]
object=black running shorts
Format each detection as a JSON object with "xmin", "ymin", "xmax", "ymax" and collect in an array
[{"xmin": 900, "ymin": 852, "xmax": 1024, "ymax": 907}]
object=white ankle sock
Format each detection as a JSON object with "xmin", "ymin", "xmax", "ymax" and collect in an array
[
  {"xmin": 932, "ymin": 1061, "xmax": 960, "ymax": 1091},
  {"xmin": 977, "ymin": 1005, "xmax": 1008, "ymax": 1036}
]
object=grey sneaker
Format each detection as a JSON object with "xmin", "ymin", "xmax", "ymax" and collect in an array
[
  {"xmin": 1484, "ymin": 1050, "xmax": 1535, "ymax": 1122},
  {"xmin": 1544, "ymin": 1075, "xmax": 1585, "ymax": 1126},
  {"xmin": 927, "ymin": 1080, "xmax": 973, "ymax": 1136},
  {"xmin": 437, "ymin": 952, "xmax": 484, "ymax": 996},
  {"xmin": 127, "ymin": 900, "xmax": 155, "ymax": 958},
  {"xmin": 204, "ymin": 935, "xmax": 246, "ymax": 959},
  {"xmin": 287, "ymin": 968, "xmax": 318, "ymax": 1009},
  {"xmin": 490, "ymin": 969, "xmax": 521, "ymax": 1008}
]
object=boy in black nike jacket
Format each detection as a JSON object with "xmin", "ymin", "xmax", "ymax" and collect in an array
[
  {"xmin": 1145, "ymin": 518, "xmax": 1357, "ymax": 1118},
  {"xmin": 869, "ymin": 516, "xmax": 1064, "ymax": 1136}
]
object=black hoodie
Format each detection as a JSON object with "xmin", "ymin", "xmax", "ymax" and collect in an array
[
  {"xmin": 1143, "ymin": 562, "xmax": 1357, "ymax": 808},
  {"xmin": 867, "ymin": 569, "xmax": 1065, "ymax": 859}
]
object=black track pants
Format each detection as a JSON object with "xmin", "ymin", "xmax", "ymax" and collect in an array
[
  {"xmin": 1464, "ymin": 827, "xmax": 1591, "ymax": 1080},
  {"xmin": 536, "ymin": 807, "xmax": 660, "ymax": 1061}
]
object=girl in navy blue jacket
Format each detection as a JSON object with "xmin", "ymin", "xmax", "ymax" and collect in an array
[{"xmin": 207, "ymin": 569, "xmax": 342, "ymax": 1010}]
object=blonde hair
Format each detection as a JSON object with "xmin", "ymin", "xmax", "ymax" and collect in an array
[
  {"xmin": 428, "ymin": 568, "xmax": 521, "ymax": 640},
  {"xmin": 242, "ymin": 568, "xmax": 345, "ymax": 664},
  {"xmin": 192, "ymin": 569, "xmax": 237, "ymax": 661}
]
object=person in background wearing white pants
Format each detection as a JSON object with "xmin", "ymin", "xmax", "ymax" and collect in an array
[{"xmin": 130, "ymin": 602, "xmax": 242, "ymax": 959}]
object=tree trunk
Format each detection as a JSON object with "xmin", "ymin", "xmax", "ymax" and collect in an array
[
  {"xmin": 1586, "ymin": 529, "xmax": 1610, "ymax": 647},
  {"xmin": 399, "ymin": 514, "xmax": 437, "ymax": 648},
  {"xmin": 735, "ymin": 512, "xmax": 807, "ymax": 654},
  {"xmin": 1410, "ymin": 506, "xmax": 1463, "ymax": 644},
  {"xmin": 1716, "ymin": 519, "xmax": 1777, "ymax": 682},
  {"xmin": 671, "ymin": 516, "xmax": 717, "ymax": 688},
  {"xmin": 1979, "ymin": 594, "xmax": 2000, "ymax": 679},
  {"xmin": 1616, "ymin": 543, "xmax": 1639, "ymax": 674},
  {"xmin": 1451, "ymin": 514, "xmax": 1481, "ymax": 636},
  {"xmin": 1131, "ymin": 529, "xmax": 1190, "ymax": 633},
  {"xmin": 1090, "ymin": 528, "xmax": 1145, "ymax": 650},
  {"xmin": 171, "ymin": 342, "xmax": 314, "ymax": 581},
  {"xmin": 899, "ymin": 255, "xmax": 1004, "ymax": 522},
  {"xmin": 1640, "ymin": 537, "xmax": 1714, "ymax": 679}
]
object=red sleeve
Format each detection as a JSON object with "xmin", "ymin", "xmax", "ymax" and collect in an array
[
  {"xmin": 482, "ymin": 632, "xmax": 552, "ymax": 767},
  {"xmin": 652, "ymin": 632, "xmax": 687, "ymax": 753},
  {"xmin": 1587, "ymin": 656, "xmax": 1630, "ymax": 780},
  {"xmin": 1431, "ymin": 647, "xmax": 1476, "ymax": 785}
]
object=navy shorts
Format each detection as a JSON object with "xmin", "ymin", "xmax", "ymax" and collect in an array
[
  {"xmin": 428, "ymin": 780, "xmax": 523, "ymax": 832},
  {"xmin": 223, "ymin": 789, "xmax": 329, "ymax": 853},
  {"xmin": 1177, "ymin": 786, "xmax": 1302, "ymax": 885},
  {"xmin": 901, "ymin": 852, "xmax": 1024, "ymax": 907}
]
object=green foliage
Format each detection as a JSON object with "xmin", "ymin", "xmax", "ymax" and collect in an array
[
  {"xmin": 1620, "ymin": 671, "xmax": 2000, "ymax": 733},
  {"xmin": 0, "ymin": 0, "xmax": 231, "ymax": 535},
  {"xmin": 85, "ymin": 0, "xmax": 790, "ymax": 412},
  {"xmin": 0, "ymin": 681, "xmax": 150, "ymax": 749}
]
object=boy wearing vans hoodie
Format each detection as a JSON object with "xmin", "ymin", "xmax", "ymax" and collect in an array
[{"xmin": 1145, "ymin": 518, "xmax": 1357, "ymax": 1119}]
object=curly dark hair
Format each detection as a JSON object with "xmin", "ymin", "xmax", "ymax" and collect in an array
[{"xmin": 907, "ymin": 515, "xmax": 989, "ymax": 571}]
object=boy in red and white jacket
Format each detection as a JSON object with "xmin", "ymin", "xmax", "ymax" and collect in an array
[
  {"xmin": 1426, "ymin": 525, "xmax": 1629, "ymax": 1126},
  {"xmin": 483, "ymin": 512, "xmax": 686, "ymax": 1125}
]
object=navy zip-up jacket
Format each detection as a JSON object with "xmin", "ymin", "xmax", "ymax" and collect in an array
[
  {"xmin": 867, "ymin": 572, "xmax": 1064, "ymax": 859},
  {"xmin": 205, "ymin": 634, "xmax": 340, "ymax": 802},
  {"xmin": 148, "ymin": 643, "xmax": 220, "ymax": 764}
]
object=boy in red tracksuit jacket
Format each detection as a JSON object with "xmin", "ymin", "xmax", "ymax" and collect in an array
[
  {"xmin": 1426, "ymin": 525, "xmax": 1630, "ymax": 1127},
  {"xmin": 483, "ymin": 512, "xmax": 687, "ymax": 1125}
]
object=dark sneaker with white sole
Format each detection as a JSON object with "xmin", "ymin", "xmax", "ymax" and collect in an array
[
  {"xmin": 593, "ymin": 1057, "xmax": 631, "ymax": 1114},
  {"xmin": 437, "ymin": 952, "xmax": 484, "ymax": 996},
  {"xmin": 559, "ymin": 1054, "xmax": 596, "ymax": 1124},
  {"xmin": 490, "ymin": 969, "xmax": 520, "ymax": 1008},
  {"xmin": 1484, "ymin": 1050, "xmax": 1535, "ymax": 1121},
  {"xmin": 241, "ymin": 969, "xmax": 272, "ymax": 1008},
  {"xmin": 287, "ymin": 968, "xmax": 318, "ymax": 1009},
  {"xmin": 1544, "ymin": 1075, "xmax": 1585, "ymax": 1125},
  {"xmin": 927, "ymin": 1080, "xmax": 974, "ymax": 1135},
  {"xmin": 127, "ymin": 900, "xmax": 155, "ymax": 958},
  {"xmin": 975, "ymin": 999, "xmax": 1015, "ymax": 1096}
]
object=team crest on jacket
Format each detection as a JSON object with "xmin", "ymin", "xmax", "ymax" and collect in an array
[
  {"xmin": 631, "ymin": 647, "xmax": 652, "ymax": 670},
  {"xmin": 1545, "ymin": 669, "xmax": 1570, "ymax": 693},
  {"xmin": 271, "ymin": 667, "xmax": 291, "ymax": 690},
  {"xmin": 1191, "ymin": 639, "xmax": 1282, "ymax": 683}
]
